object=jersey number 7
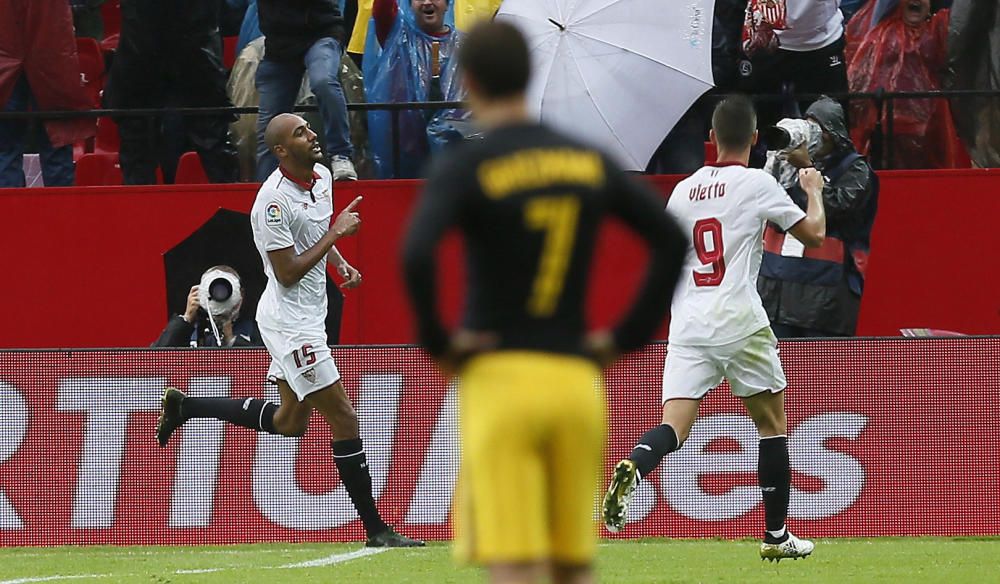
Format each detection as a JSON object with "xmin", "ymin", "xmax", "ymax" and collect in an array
[
  {"xmin": 524, "ymin": 195, "xmax": 581, "ymax": 317},
  {"xmin": 692, "ymin": 218, "xmax": 725, "ymax": 287}
]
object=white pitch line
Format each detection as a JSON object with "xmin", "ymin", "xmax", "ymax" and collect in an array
[
  {"xmin": 0, "ymin": 575, "xmax": 110, "ymax": 584},
  {"xmin": 278, "ymin": 547, "xmax": 387, "ymax": 568}
]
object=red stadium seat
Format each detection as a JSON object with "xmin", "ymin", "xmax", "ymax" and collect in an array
[
  {"xmin": 95, "ymin": 116, "xmax": 120, "ymax": 154},
  {"xmin": 222, "ymin": 36, "xmax": 239, "ymax": 70},
  {"xmin": 75, "ymin": 153, "xmax": 121, "ymax": 186},
  {"xmin": 101, "ymin": 0, "xmax": 121, "ymax": 39},
  {"xmin": 76, "ymin": 38, "xmax": 105, "ymax": 108},
  {"xmin": 174, "ymin": 152, "xmax": 209, "ymax": 184}
]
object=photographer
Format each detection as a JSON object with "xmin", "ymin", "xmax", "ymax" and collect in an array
[
  {"xmin": 758, "ymin": 96, "xmax": 879, "ymax": 337},
  {"xmin": 153, "ymin": 266, "xmax": 262, "ymax": 348}
]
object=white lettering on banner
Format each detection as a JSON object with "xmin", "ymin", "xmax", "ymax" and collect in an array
[
  {"xmin": 789, "ymin": 413, "xmax": 868, "ymax": 519},
  {"xmin": 56, "ymin": 377, "xmax": 163, "ymax": 528},
  {"xmin": 656, "ymin": 413, "xmax": 869, "ymax": 522},
  {"xmin": 405, "ymin": 382, "xmax": 458, "ymax": 525},
  {"xmin": 253, "ymin": 375, "xmax": 402, "ymax": 529},
  {"xmin": 0, "ymin": 382, "xmax": 27, "ymax": 529},
  {"xmin": 169, "ymin": 377, "xmax": 229, "ymax": 528},
  {"xmin": 662, "ymin": 415, "xmax": 760, "ymax": 520}
]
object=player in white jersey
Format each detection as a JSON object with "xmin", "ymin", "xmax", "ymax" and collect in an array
[
  {"xmin": 156, "ymin": 113, "xmax": 422, "ymax": 548},
  {"xmin": 601, "ymin": 96, "xmax": 826, "ymax": 561}
]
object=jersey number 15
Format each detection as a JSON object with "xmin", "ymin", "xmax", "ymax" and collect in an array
[{"xmin": 692, "ymin": 218, "xmax": 725, "ymax": 287}]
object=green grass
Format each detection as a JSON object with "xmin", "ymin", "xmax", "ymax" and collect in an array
[{"xmin": 1, "ymin": 538, "xmax": 999, "ymax": 583}]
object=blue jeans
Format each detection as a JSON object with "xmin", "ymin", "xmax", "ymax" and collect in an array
[
  {"xmin": 0, "ymin": 76, "xmax": 74, "ymax": 187},
  {"xmin": 255, "ymin": 37, "xmax": 352, "ymax": 181}
]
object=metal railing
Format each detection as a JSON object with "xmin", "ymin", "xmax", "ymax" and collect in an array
[{"xmin": 1, "ymin": 90, "xmax": 997, "ymax": 176}]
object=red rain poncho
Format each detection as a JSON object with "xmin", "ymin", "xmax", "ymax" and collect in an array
[
  {"xmin": 0, "ymin": 0, "xmax": 96, "ymax": 147},
  {"xmin": 846, "ymin": 1, "xmax": 969, "ymax": 169}
]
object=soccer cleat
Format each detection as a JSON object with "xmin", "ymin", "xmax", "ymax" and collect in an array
[
  {"xmin": 760, "ymin": 530, "xmax": 815, "ymax": 562},
  {"xmin": 366, "ymin": 526, "xmax": 425, "ymax": 548},
  {"xmin": 602, "ymin": 459, "xmax": 639, "ymax": 533},
  {"xmin": 331, "ymin": 155, "xmax": 358, "ymax": 181},
  {"xmin": 156, "ymin": 387, "xmax": 187, "ymax": 447}
]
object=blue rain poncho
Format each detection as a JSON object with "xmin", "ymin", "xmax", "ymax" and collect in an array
[{"xmin": 365, "ymin": 0, "xmax": 468, "ymax": 178}]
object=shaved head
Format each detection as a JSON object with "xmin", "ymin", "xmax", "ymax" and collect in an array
[{"xmin": 264, "ymin": 113, "xmax": 306, "ymax": 152}]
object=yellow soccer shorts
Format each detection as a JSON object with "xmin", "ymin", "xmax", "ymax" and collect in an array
[{"xmin": 453, "ymin": 351, "xmax": 606, "ymax": 566}]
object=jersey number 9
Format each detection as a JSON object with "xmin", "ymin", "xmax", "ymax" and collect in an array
[{"xmin": 692, "ymin": 218, "xmax": 725, "ymax": 287}]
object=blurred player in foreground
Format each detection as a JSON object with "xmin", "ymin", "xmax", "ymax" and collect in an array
[
  {"xmin": 401, "ymin": 21, "xmax": 687, "ymax": 584},
  {"xmin": 157, "ymin": 113, "xmax": 422, "ymax": 548},
  {"xmin": 602, "ymin": 96, "xmax": 826, "ymax": 562}
]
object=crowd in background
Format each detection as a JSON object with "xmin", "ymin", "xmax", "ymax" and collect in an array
[{"xmin": 0, "ymin": 0, "xmax": 998, "ymax": 188}]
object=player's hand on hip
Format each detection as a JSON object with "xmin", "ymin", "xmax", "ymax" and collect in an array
[
  {"xmin": 798, "ymin": 167, "xmax": 825, "ymax": 194},
  {"xmin": 183, "ymin": 286, "xmax": 200, "ymax": 322},
  {"xmin": 338, "ymin": 262, "xmax": 362, "ymax": 289},
  {"xmin": 331, "ymin": 196, "xmax": 363, "ymax": 237},
  {"xmin": 585, "ymin": 330, "xmax": 619, "ymax": 368}
]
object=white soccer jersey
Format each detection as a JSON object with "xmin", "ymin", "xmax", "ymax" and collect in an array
[
  {"xmin": 666, "ymin": 162, "xmax": 806, "ymax": 346},
  {"xmin": 251, "ymin": 164, "xmax": 333, "ymax": 334}
]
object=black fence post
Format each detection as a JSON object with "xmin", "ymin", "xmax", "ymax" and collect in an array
[
  {"xmin": 885, "ymin": 98, "xmax": 895, "ymax": 171},
  {"xmin": 391, "ymin": 109, "xmax": 401, "ymax": 179}
]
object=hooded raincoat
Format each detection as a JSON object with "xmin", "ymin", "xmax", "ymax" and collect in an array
[{"xmin": 946, "ymin": 0, "xmax": 1000, "ymax": 168}]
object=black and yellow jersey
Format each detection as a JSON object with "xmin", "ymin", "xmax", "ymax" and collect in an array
[{"xmin": 402, "ymin": 122, "xmax": 687, "ymax": 358}]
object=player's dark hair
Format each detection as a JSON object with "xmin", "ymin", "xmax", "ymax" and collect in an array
[
  {"xmin": 712, "ymin": 95, "xmax": 758, "ymax": 151},
  {"xmin": 459, "ymin": 20, "xmax": 530, "ymax": 99}
]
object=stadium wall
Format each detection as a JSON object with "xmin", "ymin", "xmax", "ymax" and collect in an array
[
  {"xmin": 1, "ymin": 339, "xmax": 998, "ymax": 546},
  {"xmin": 1, "ymin": 169, "xmax": 1000, "ymax": 349}
]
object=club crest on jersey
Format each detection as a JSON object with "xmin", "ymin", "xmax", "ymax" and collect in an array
[
  {"xmin": 266, "ymin": 203, "xmax": 282, "ymax": 225},
  {"xmin": 302, "ymin": 368, "xmax": 317, "ymax": 383}
]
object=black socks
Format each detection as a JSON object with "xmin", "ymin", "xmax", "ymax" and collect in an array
[
  {"xmin": 181, "ymin": 397, "xmax": 278, "ymax": 434},
  {"xmin": 333, "ymin": 438, "xmax": 388, "ymax": 537},
  {"xmin": 629, "ymin": 423, "xmax": 680, "ymax": 479},
  {"xmin": 759, "ymin": 435, "xmax": 791, "ymax": 535}
]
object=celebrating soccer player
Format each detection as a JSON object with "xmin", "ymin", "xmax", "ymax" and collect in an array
[
  {"xmin": 602, "ymin": 96, "xmax": 826, "ymax": 562},
  {"xmin": 401, "ymin": 21, "xmax": 687, "ymax": 584},
  {"xmin": 156, "ymin": 113, "xmax": 423, "ymax": 548}
]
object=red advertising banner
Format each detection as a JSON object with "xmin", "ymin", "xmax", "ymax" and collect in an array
[{"xmin": 1, "ymin": 339, "xmax": 998, "ymax": 546}]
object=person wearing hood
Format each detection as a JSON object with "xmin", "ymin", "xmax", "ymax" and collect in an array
[
  {"xmin": 757, "ymin": 97, "xmax": 879, "ymax": 338},
  {"xmin": 365, "ymin": 0, "xmax": 467, "ymax": 178},
  {"xmin": 846, "ymin": 0, "xmax": 968, "ymax": 169}
]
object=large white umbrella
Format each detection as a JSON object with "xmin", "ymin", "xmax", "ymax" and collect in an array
[{"xmin": 496, "ymin": 0, "xmax": 715, "ymax": 170}]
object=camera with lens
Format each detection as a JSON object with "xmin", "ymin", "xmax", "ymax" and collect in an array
[
  {"xmin": 762, "ymin": 118, "xmax": 823, "ymax": 154},
  {"xmin": 198, "ymin": 269, "xmax": 242, "ymax": 319}
]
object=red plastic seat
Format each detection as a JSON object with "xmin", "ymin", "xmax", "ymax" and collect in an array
[
  {"xmin": 222, "ymin": 36, "xmax": 239, "ymax": 70},
  {"xmin": 95, "ymin": 116, "xmax": 120, "ymax": 154},
  {"xmin": 174, "ymin": 152, "xmax": 210, "ymax": 184},
  {"xmin": 75, "ymin": 153, "xmax": 121, "ymax": 186},
  {"xmin": 76, "ymin": 37, "xmax": 105, "ymax": 108}
]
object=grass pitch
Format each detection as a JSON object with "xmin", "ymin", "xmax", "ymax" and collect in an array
[{"xmin": 1, "ymin": 538, "xmax": 998, "ymax": 583}]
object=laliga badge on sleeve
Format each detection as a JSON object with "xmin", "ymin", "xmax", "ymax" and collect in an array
[{"xmin": 266, "ymin": 203, "xmax": 282, "ymax": 225}]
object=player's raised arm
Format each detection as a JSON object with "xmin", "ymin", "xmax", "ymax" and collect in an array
[
  {"xmin": 604, "ymin": 168, "xmax": 688, "ymax": 354},
  {"xmin": 268, "ymin": 196, "xmax": 363, "ymax": 287},
  {"xmin": 787, "ymin": 168, "xmax": 826, "ymax": 248}
]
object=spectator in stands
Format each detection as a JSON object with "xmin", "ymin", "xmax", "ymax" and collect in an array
[
  {"xmin": 365, "ymin": 0, "xmax": 467, "ymax": 178},
  {"xmin": 758, "ymin": 97, "xmax": 879, "ymax": 337},
  {"xmin": 946, "ymin": 0, "xmax": 1000, "ymax": 168},
  {"xmin": 255, "ymin": 0, "xmax": 357, "ymax": 182},
  {"xmin": 0, "ymin": 0, "xmax": 94, "ymax": 188},
  {"xmin": 153, "ymin": 266, "xmax": 262, "ymax": 347},
  {"xmin": 847, "ymin": 0, "xmax": 967, "ymax": 169},
  {"xmin": 226, "ymin": 0, "xmax": 263, "ymax": 57},
  {"xmin": 70, "ymin": 0, "xmax": 106, "ymax": 40},
  {"xmin": 105, "ymin": 0, "xmax": 239, "ymax": 185},
  {"xmin": 740, "ymin": 0, "xmax": 849, "ymax": 130}
]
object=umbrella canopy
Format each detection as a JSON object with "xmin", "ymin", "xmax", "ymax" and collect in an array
[{"xmin": 497, "ymin": 0, "xmax": 715, "ymax": 170}]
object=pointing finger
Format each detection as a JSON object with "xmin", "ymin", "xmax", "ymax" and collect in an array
[{"xmin": 343, "ymin": 196, "xmax": 363, "ymax": 213}]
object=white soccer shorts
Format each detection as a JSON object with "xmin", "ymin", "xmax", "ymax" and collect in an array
[
  {"xmin": 259, "ymin": 322, "xmax": 341, "ymax": 401},
  {"xmin": 662, "ymin": 326, "xmax": 787, "ymax": 402}
]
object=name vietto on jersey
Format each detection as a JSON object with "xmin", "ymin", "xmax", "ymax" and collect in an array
[
  {"xmin": 666, "ymin": 162, "xmax": 806, "ymax": 346},
  {"xmin": 251, "ymin": 164, "xmax": 333, "ymax": 333}
]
